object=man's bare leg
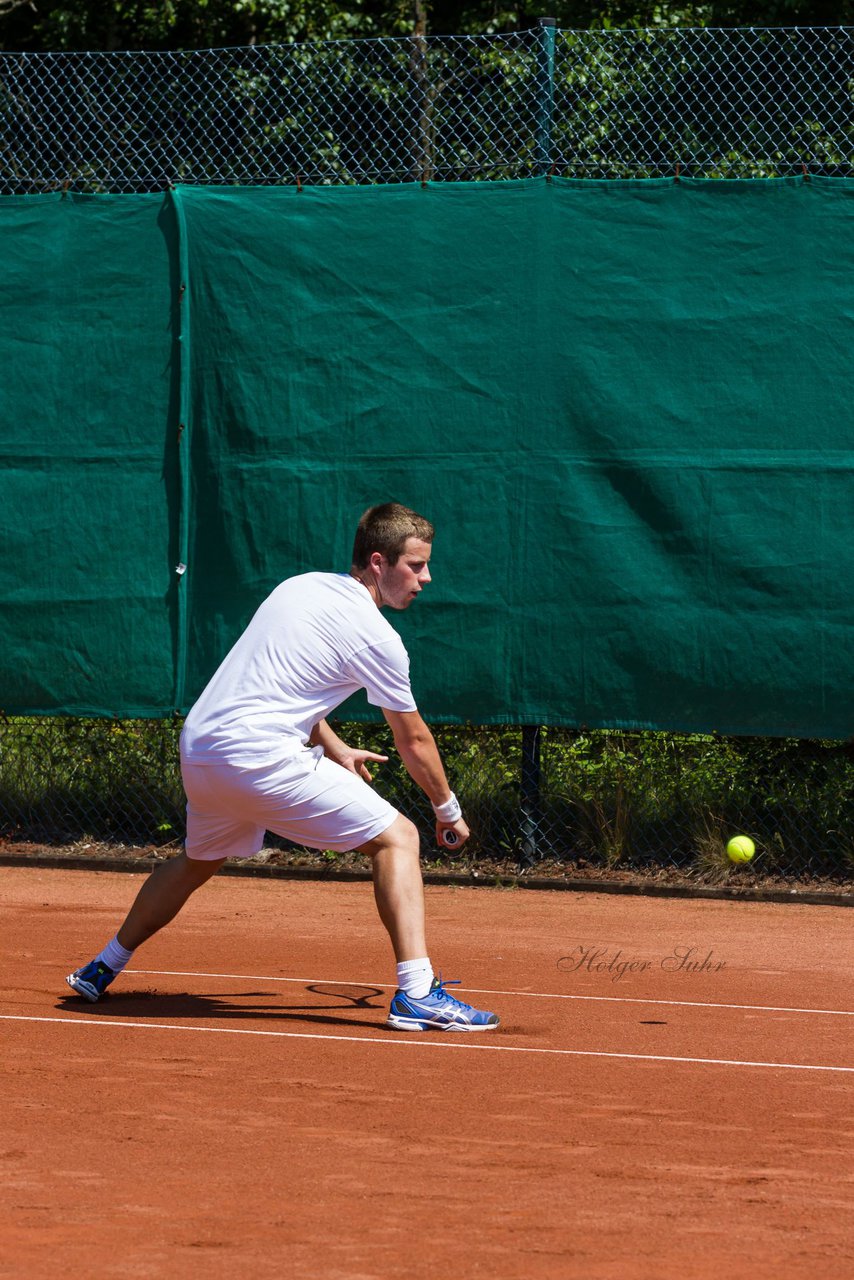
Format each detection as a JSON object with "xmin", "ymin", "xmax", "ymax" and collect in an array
[
  {"xmin": 116, "ymin": 851, "xmax": 227, "ymax": 951},
  {"xmin": 362, "ymin": 813, "xmax": 499, "ymax": 1031},
  {"xmin": 66, "ymin": 850, "xmax": 226, "ymax": 1002},
  {"xmin": 359, "ymin": 814, "xmax": 427, "ymax": 962}
]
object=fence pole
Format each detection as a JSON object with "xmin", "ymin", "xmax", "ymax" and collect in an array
[
  {"xmin": 519, "ymin": 724, "xmax": 542, "ymax": 868},
  {"xmin": 409, "ymin": 5, "xmax": 433, "ymax": 182},
  {"xmin": 535, "ymin": 17, "xmax": 557, "ymax": 176}
]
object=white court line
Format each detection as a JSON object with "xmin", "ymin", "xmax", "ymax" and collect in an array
[
  {"xmin": 126, "ymin": 969, "xmax": 854, "ymax": 1019},
  {"xmin": 1, "ymin": 1013, "xmax": 851, "ymax": 1074}
]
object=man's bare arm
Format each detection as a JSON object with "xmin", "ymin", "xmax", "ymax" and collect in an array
[
  {"xmin": 383, "ymin": 708, "xmax": 469, "ymax": 847},
  {"xmin": 309, "ymin": 718, "xmax": 388, "ymax": 782}
]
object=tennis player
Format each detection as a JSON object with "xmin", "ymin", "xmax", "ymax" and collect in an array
[{"xmin": 66, "ymin": 503, "xmax": 499, "ymax": 1032}]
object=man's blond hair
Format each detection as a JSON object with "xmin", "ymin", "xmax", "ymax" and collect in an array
[{"xmin": 351, "ymin": 502, "xmax": 434, "ymax": 569}]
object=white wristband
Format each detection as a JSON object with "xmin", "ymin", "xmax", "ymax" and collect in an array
[{"xmin": 432, "ymin": 792, "xmax": 462, "ymax": 824}]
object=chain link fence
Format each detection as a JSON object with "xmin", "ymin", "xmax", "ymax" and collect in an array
[
  {"xmin": 1, "ymin": 25, "xmax": 853, "ymax": 192},
  {"xmin": 1, "ymin": 717, "xmax": 851, "ymax": 885},
  {"xmin": 2, "ymin": 27, "xmax": 852, "ymax": 888}
]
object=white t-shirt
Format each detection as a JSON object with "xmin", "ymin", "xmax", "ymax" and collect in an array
[{"xmin": 180, "ymin": 572, "xmax": 417, "ymax": 765}]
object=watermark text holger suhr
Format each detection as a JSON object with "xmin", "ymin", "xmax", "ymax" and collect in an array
[{"xmin": 557, "ymin": 945, "xmax": 726, "ymax": 983}]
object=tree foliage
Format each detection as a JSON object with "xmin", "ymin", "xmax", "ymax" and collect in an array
[{"xmin": 4, "ymin": 0, "xmax": 854, "ymax": 53}]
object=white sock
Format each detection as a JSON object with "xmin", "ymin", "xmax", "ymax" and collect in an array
[
  {"xmin": 97, "ymin": 936, "xmax": 135, "ymax": 974},
  {"xmin": 396, "ymin": 957, "xmax": 434, "ymax": 1000}
]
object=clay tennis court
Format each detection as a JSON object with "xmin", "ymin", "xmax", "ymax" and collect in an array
[{"xmin": 3, "ymin": 864, "xmax": 852, "ymax": 1279}]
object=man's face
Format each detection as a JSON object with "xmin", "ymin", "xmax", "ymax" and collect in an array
[{"xmin": 375, "ymin": 537, "xmax": 432, "ymax": 610}]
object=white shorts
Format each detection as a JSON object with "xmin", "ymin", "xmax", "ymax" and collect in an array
[{"xmin": 181, "ymin": 746, "xmax": 400, "ymax": 861}]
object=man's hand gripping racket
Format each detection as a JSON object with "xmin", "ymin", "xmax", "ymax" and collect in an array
[
  {"xmin": 432, "ymin": 791, "xmax": 468, "ymax": 849},
  {"xmin": 437, "ymin": 819, "xmax": 469, "ymax": 849}
]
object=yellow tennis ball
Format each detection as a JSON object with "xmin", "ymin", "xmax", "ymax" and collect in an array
[{"xmin": 726, "ymin": 835, "xmax": 755, "ymax": 863}]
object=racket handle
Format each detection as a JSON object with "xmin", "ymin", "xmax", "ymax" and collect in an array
[{"xmin": 440, "ymin": 828, "xmax": 460, "ymax": 848}]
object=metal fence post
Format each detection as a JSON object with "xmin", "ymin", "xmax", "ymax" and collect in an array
[
  {"xmin": 535, "ymin": 17, "xmax": 557, "ymax": 176},
  {"xmin": 519, "ymin": 724, "xmax": 542, "ymax": 868}
]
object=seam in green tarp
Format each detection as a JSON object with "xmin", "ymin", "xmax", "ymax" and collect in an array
[{"xmin": 170, "ymin": 187, "xmax": 191, "ymax": 712}]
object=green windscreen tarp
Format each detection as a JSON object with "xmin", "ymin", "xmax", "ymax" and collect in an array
[
  {"xmin": 1, "ymin": 193, "xmax": 179, "ymax": 716},
  {"xmin": 2, "ymin": 178, "xmax": 852, "ymax": 736}
]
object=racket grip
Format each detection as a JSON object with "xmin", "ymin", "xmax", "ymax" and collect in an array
[{"xmin": 440, "ymin": 828, "xmax": 460, "ymax": 848}]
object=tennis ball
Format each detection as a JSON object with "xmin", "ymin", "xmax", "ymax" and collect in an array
[{"xmin": 726, "ymin": 835, "xmax": 755, "ymax": 864}]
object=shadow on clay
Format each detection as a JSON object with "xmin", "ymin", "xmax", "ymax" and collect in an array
[{"xmin": 55, "ymin": 981, "xmax": 390, "ymax": 1030}]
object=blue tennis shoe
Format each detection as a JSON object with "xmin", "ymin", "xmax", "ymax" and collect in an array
[
  {"xmin": 387, "ymin": 976, "xmax": 499, "ymax": 1032},
  {"xmin": 66, "ymin": 959, "xmax": 117, "ymax": 1003}
]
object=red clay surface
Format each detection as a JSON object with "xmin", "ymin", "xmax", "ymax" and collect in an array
[{"xmin": 2, "ymin": 864, "xmax": 852, "ymax": 1279}]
